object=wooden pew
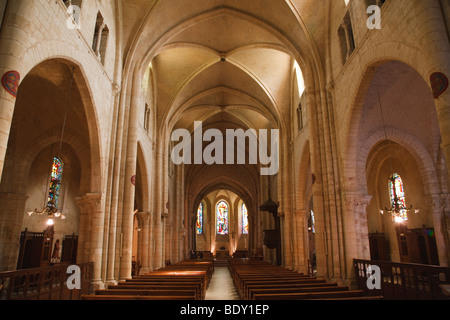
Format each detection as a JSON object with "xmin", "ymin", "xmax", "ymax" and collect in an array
[
  {"xmin": 130, "ymin": 274, "xmax": 207, "ymax": 291},
  {"xmin": 246, "ymin": 283, "xmax": 342, "ymax": 300},
  {"xmin": 111, "ymin": 282, "xmax": 204, "ymax": 300},
  {"xmin": 240, "ymin": 278, "xmax": 327, "ymax": 299},
  {"xmin": 82, "ymin": 295, "xmax": 195, "ymax": 300},
  {"xmin": 228, "ymin": 258, "xmax": 367, "ymax": 301},
  {"xmin": 95, "ymin": 289, "xmax": 196, "ymax": 299},
  {"xmin": 248, "ymin": 286, "xmax": 350, "ymax": 300},
  {"xmin": 81, "ymin": 259, "xmax": 213, "ymax": 301},
  {"xmin": 252, "ymin": 290, "xmax": 366, "ymax": 300}
]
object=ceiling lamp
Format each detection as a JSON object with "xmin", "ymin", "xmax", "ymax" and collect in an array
[
  {"xmin": 28, "ymin": 198, "xmax": 66, "ymax": 225},
  {"xmin": 27, "ymin": 66, "xmax": 75, "ymax": 226}
]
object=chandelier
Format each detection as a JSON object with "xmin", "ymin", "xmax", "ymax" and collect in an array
[
  {"xmin": 28, "ymin": 198, "xmax": 66, "ymax": 226},
  {"xmin": 27, "ymin": 66, "xmax": 74, "ymax": 226}
]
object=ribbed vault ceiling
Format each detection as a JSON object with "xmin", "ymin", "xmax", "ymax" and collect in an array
[{"xmin": 121, "ymin": 0, "xmax": 326, "ymax": 133}]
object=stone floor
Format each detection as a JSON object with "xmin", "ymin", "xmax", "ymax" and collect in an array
[{"xmin": 205, "ymin": 267, "xmax": 240, "ymax": 300}]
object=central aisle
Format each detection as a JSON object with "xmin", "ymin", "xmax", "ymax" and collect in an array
[{"xmin": 205, "ymin": 267, "xmax": 240, "ymax": 300}]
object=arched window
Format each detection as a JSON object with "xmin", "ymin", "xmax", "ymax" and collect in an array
[
  {"xmin": 242, "ymin": 203, "xmax": 249, "ymax": 234},
  {"xmin": 389, "ymin": 173, "xmax": 408, "ymax": 222},
  {"xmin": 48, "ymin": 157, "xmax": 64, "ymax": 209},
  {"xmin": 216, "ymin": 201, "xmax": 228, "ymax": 235},
  {"xmin": 309, "ymin": 210, "xmax": 316, "ymax": 234},
  {"xmin": 196, "ymin": 202, "xmax": 203, "ymax": 235}
]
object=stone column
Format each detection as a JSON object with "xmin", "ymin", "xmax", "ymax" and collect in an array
[
  {"xmin": 293, "ymin": 209, "xmax": 308, "ymax": 274},
  {"xmin": 418, "ymin": 1, "xmax": 450, "ymax": 180},
  {"xmin": 0, "ymin": 1, "xmax": 31, "ymax": 179},
  {"xmin": 119, "ymin": 67, "xmax": 140, "ymax": 280},
  {"xmin": 76, "ymin": 193, "xmax": 104, "ymax": 290},
  {"xmin": 428, "ymin": 194, "xmax": 450, "ymax": 266},
  {"xmin": 161, "ymin": 212, "xmax": 169, "ymax": 265},
  {"xmin": 76, "ymin": 206, "xmax": 91, "ymax": 264},
  {"xmin": 343, "ymin": 193, "xmax": 372, "ymax": 285},
  {"xmin": 0, "ymin": 193, "xmax": 28, "ymax": 271},
  {"xmin": 137, "ymin": 211, "xmax": 151, "ymax": 274},
  {"xmin": 153, "ymin": 142, "xmax": 165, "ymax": 270},
  {"xmin": 104, "ymin": 82, "xmax": 122, "ymax": 286},
  {"xmin": 94, "ymin": 21, "xmax": 106, "ymax": 60}
]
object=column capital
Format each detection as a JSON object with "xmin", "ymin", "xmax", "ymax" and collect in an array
[
  {"xmin": 96, "ymin": 21, "xmax": 106, "ymax": 30},
  {"xmin": 294, "ymin": 209, "xmax": 308, "ymax": 217},
  {"xmin": 112, "ymin": 82, "xmax": 121, "ymax": 97},
  {"xmin": 0, "ymin": 192, "xmax": 28, "ymax": 202},
  {"xmin": 76, "ymin": 193, "xmax": 103, "ymax": 213},
  {"xmin": 427, "ymin": 193, "xmax": 449, "ymax": 210},
  {"xmin": 344, "ymin": 193, "xmax": 372, "ymax": 212},
  {"xmin": 136, "ymin": 211, "xmax": 152, "ymax": 224}
]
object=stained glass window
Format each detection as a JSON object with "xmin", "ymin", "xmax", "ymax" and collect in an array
[
  {"xmin": 389, "ymin": 173, "xmax": 408, "ymax": 222},
  {"xmin": 48, "ymin": 157, "xmax": 64, "ymax": 209},
  {"xmin": 216, "ymin": 201, "xmax": 228, "ymax": 235},
  {"xmin": 242, "ymin": 203, "xmax": 249, "ymax": 234},
  {"xmin": 310, "ymin": 210, "xmax": 316, "ymax": 234},
  {"xmin": 196, "ymin": 202, "xmax": 203, "ymax": 235}
]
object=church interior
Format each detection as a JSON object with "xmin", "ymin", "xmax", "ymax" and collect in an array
[{"xmin": 0, "ymin": 0, "xmax": 450, "ymax": 303}]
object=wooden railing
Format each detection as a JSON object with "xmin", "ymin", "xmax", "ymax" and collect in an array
[
  {"xmin": 354, "ymin": 259, "xmax": 450, "ymax": 300},
  {"xmin": 0, "ymin": 262, "xmax": 93, "ymax": 300}
]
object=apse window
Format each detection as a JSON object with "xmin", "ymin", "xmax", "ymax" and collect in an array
[
  {"xmin": 388, "ymin": 173, "xmax": 408, "ymax": 222},
  {"xmin": 48, "ymin": 157, "xmax": 64, "ymax": 209},
  {"xmin": 196, "ymin": 202, "xmax": 203, "ymax": 235},
  {"xmin": 242, "ymin": 203, "xmax": 249, "ymax": 235},
  {"xmin": 309, "ymin": 210, "xmax": 316, "ymax": 234},
  {"xmin": 216, "ymin": 201, "xmax": 229, "ymax": 235}
]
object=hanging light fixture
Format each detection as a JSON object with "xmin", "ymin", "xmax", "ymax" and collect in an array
[
  {"xmin": 375, "ymin": 86, "xmax": 420, "ymax": 223},
  {"xmin": 28, "ymin": 66, "xmax": 75, "ymax": 225}
]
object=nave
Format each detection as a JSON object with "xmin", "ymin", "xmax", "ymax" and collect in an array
[
  {"xmin": 79, "ymin": 258, "xmax": 383, "ymax": 301},
  {"xmin": 205, "ymin": 267, "xmax": 239, "ymax": 301},
  {"xmin": 1, "ymin": 0, "xmax": 450, "ymax": 305}
]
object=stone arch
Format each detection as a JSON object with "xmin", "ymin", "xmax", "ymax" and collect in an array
[
  {"xmin": 124, "ymin": 5, "xmax": 324, "ymax": 141},
  {"xmin": 15, "ymin": 57, "xmax": 103, "ymax": 193},
  {"xmin": 0, "ymin": 57, "xmax": 102, "ymax": 270},
  {"xmin": 344, "ymin": 59, "xmax": 441, "ymax": 196},
  {"xmin": 5, "ymin": 58, "xmax": 102, "ymax": 198},
  {"xmin": 358, "ymin": 127, "xmax": 441, "ymax": 197}
]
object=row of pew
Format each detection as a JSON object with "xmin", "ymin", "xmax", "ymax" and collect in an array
[
  {"xmin": 81, "ymin": 260, "xmax": 214, "ymax": 300},
  {"xmin": 228, "ymin": 258, "xmax": 384, "ymax": 300}
]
